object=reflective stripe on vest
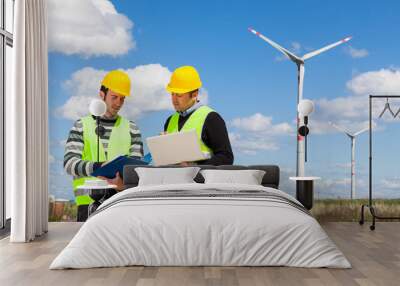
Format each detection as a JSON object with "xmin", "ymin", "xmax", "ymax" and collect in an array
[
  {"xmin": 73, "ymin": 115, "xmax": 131, "ymax": 206},
  {"xmin": 166, "ymin": 105, "xmax": 213, "ymax": 155}
]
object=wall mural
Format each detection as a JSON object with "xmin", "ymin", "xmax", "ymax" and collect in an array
[{"xmin": 47, "ymin": 0, "xmax": 400, "ymax": 221}]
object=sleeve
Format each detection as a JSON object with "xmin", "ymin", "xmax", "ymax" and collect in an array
[
  {"xmin": 63, "ymin": 119, "xmax": 99, "ymax": 177},
  {"xmin": 129, "ymin": 121, "xmax": 144, "ymax": 158},
  {"xmin": 197, "ymin": 112, "xmax": 234, "ymax": 166}
]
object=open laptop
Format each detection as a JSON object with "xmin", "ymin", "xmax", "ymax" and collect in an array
[{"xmin": 146, "ymin": 130, "xmax": 210, "ymax": 166}]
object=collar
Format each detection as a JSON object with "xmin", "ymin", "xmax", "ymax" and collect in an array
[
  {"xmin": 179, "ymin": 101, "xmax": 202, "ymax": 117},
  {"xmin": 91, "ymin": 114, "xmax": 119, "ymax": 123}
]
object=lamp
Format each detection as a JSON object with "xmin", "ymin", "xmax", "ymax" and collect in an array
[
  {"xmin": 297, "ymin": 99, "xmax": 314, "ymax": 162},
  {"xmin": 89, "ymin": 99, "xmax": 107, "ymax": 162}
]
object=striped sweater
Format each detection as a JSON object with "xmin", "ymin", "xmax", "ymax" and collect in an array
[{"xmin": 64, "ymin": 115, "xmax": 144, "ymax": 178}]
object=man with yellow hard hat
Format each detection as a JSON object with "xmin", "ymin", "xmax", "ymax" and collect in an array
[
  {"xmin": 64, "ymin": 70, "xmax": 144, "ymax": 222},
  {"xmin": 164, "ymin": 65, "xmax": 234, "ymax": 165}
]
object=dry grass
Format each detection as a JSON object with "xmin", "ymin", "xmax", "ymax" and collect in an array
[
  {"xmin": 49, "ymin": 201, "xmax": 77, "ymax": 222},
  {"xmin": 312, "ymin": 199, "xmax": 400, "ymax": 222},
  {"xmin": 48, "ymin": 199, "xmax": 400, "ymax": 222}
]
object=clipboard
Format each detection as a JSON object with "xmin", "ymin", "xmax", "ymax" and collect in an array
[{"xmin": 91, "ymin": 155, "xmax": 148, "ymax": 178}]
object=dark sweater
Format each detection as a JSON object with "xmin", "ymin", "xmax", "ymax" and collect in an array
[{"xmin": 164, "ymin": 110, "xmax": 234, "ymax": 165}]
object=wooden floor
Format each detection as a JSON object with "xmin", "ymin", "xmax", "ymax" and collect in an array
[{"xmin": 0, "ymin": 222, "xmax": 399, "ymax": 286}]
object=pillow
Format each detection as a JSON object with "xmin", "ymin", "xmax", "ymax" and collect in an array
[
  {"xmin": 135, "ymin": 167, "xmax": 201, "ymax": 186},
  {"xmin": 200, "ymin": 169, "xmax": 266, "ymax": 185}
]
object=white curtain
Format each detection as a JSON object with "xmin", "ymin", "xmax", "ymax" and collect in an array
[{"xmin": 7, "ymin": 0, "xmax": 49, "ymax": 242}]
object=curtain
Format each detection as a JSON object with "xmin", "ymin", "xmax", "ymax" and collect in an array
[{"xmin": 7, "ymin": 0, "xmax": 49, "ymax": 242}]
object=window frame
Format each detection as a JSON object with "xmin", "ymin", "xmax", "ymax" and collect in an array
[{"xmin": 0, "ymin": 0, "xmax": 13, "ymax": 234}]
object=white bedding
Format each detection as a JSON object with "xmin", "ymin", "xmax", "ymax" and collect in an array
[{"xmin": 50, "ymin": 183, "xmax": 351, "ymax": 269}]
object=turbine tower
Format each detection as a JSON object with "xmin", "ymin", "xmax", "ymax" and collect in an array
[
  {"xmin": 248, "ymin": 27, "xmax": 351, "ymax": 176},
  {"xmin": 331, "ymin": 123, "xmax": 368, "ymax": 199}
]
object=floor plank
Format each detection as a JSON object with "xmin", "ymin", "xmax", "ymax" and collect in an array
[{"xmin": 0, "ymin": 222, "xmax": 399, "ymax": 286}]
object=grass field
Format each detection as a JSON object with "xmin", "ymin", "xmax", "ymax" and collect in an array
[
  {"xmin": 312, "ymin": 199, "xmax": 400, "ymax": 222},
  {"xmin": 49, "ymin": 199, "xmax": 400, "ymax": 222}
]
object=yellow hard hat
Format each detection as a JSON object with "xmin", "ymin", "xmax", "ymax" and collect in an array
[
  {"xmin": 166, "ymin": 66, "xmax": 202, "ymax": 94},
  {"xmin": 101, "ymin": 70, "xmax": 131, "ymax": 97}
]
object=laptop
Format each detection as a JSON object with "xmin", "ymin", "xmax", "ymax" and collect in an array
[{"xmin": 146, "ymin": 130, "xmax": 210, "ymax": 166}]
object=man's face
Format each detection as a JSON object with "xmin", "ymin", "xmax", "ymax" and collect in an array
[
  {"xmin": 171, "ymin": 90, "xmax": 198, "ymax": 112},
  {"xmin": 100, "ymin": 89, "xmax": 125, "ymax": 117}
]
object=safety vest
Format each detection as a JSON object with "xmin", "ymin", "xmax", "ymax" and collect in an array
[
  {"xmin": 166, "ymin": 105, "xmax": 213, "ymax": 155},
  {"xmin": 73, "ymin": 115, "xmax": 131, "ymax": 206}
]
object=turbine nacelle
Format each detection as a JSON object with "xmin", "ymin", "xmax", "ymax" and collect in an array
[{"xmin": 330, "ymin": 122, "xmax": 369, "ymax": 138}]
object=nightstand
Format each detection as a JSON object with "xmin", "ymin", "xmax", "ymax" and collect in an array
[{"xmin": 289, "ymin": 177, "xmax": 320, "ymax": 210}]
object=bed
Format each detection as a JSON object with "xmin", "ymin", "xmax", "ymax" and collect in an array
[{"xmin": 50, "ymin": 165, "xmax": 351, "ymax": 269}]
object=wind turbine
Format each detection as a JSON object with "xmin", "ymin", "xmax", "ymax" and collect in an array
[
  {"xmin": 248, "ymin": 27, "xmax": 352, "ymax": 177},
  {"xmin": 331, "ymin": 122, "xmax": 368, "ymax": 199}
]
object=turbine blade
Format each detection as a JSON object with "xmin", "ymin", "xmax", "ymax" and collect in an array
[
  {"xmin": 248, "ymin": 27, "xmax": 302, "ymax": 63},
  {"xmin": 353, "ymin": 127, "xmax": 369, "ymax": 136},
  {"xmin": 330, "ymin": 122, "xmax": 352, "ymax": 137},
  {"xmin": 302, "ymin": 36, "xmax": 352, "ymax": 60}
]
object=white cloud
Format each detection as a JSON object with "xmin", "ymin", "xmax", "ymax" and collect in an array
[
  {"xmin": 310, "ymin": 96, "xmax": 370, "ymax": 134},
  {"xmin": 49, "ymin": 154, "xmax": 55, "ymax": 164},
  {"xmin": 315, "ymin": 96, "xmax": 366, "ymax": 120},
  {"xmin": 275, "ymin": 168, "xmax": 368, "ymax": 199},
  {"xmin": 56, "ymin": 65, "xmax": 209, "ymax": 120},
  {"xmin": 284, "ymin": 175, "xmax": 398, "ymax": 199},
  {"xmin": 347, "ymin": 68, "xmax": 400, "ymax": 95},
  {"xmin": 345, "ymin": 46, "xmax": 369, "ymax": 59},
  {"xmin": 380, "ymin": 178, "xmax": 400, "ymax": 190},
  {"xmin": 50, "ymin": 139, "xmax": 67, "ymax": 148},
  {"xmin": 227, "ymin": 67, "xmax": 400, "ymax": 152},
  {"xmin": 49, "ymin": 172, "xmax": 74, "ymax": 200},
  {"xmin": 311, "ymin": 68, "xmax": 400, "ymax": 134},
  {"xmin": 59, "ymin": 139, "xmax": 67, "ymax": 148},
  {"xmin": 291, "ymin": 42, "xmax": 301, "ymax": 53},
  {"xmin": 228, "ymin": 81, "xmax": 385, "ymax": 153},
  {"xmin": 231, "ymin": 113, "xmax": 293, "ymax": 135},
  {"xmin": 228, "ymin": 113, "xmax": 293, "ymax": 155},
  {"xmin": 278, "ymin": 168, "xmax": 296, "ymax": 197},
  {"xmin": 334, "ymin": 163, "xmax": 352, "ymax": 169},
  {"xmin": 47, "ymin": 0, "xmax": 135, "ymax": 57},
  {"xmin": 229, "ymin": 132, "xmax": 279, "ymax": 155},
  {"xmin": 313, "ymin": 177, "xmax": 369, "ymax": 199}
]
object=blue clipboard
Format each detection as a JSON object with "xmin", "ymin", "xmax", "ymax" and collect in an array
[{"xmin": 91, "ymin": 155, "xmax": 149, "ymax": 179}]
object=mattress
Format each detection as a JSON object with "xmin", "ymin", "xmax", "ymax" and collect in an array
[{"xmin": 50, "ymin": 183, "xmax": 351, "ymax": 269}]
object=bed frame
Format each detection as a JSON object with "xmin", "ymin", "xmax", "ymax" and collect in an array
[{"xmin": 123, "ymin": 165, "xmax": 280, "ymax": 189}]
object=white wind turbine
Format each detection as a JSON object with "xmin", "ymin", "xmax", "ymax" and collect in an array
[
  {"xmin": 248, "ymin": 27, "xmax": 352, "ymax": 177},
  {"xmin": 330, "ymin": 122, "xmax": 369, "ymax": 199}
]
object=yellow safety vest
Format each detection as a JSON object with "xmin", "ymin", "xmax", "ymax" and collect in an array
[
  {"xmin": 73, "ymin": 115, "xmax": 131, "ymax": 206},
  {"xmin": 166, "ymin": 105, "xmax": 213, "ymax": 155}
]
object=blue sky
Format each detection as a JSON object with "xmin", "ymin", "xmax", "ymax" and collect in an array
[{"xmin": 48, "ymin": 0, "xmax": 400, "ymax": 200}]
